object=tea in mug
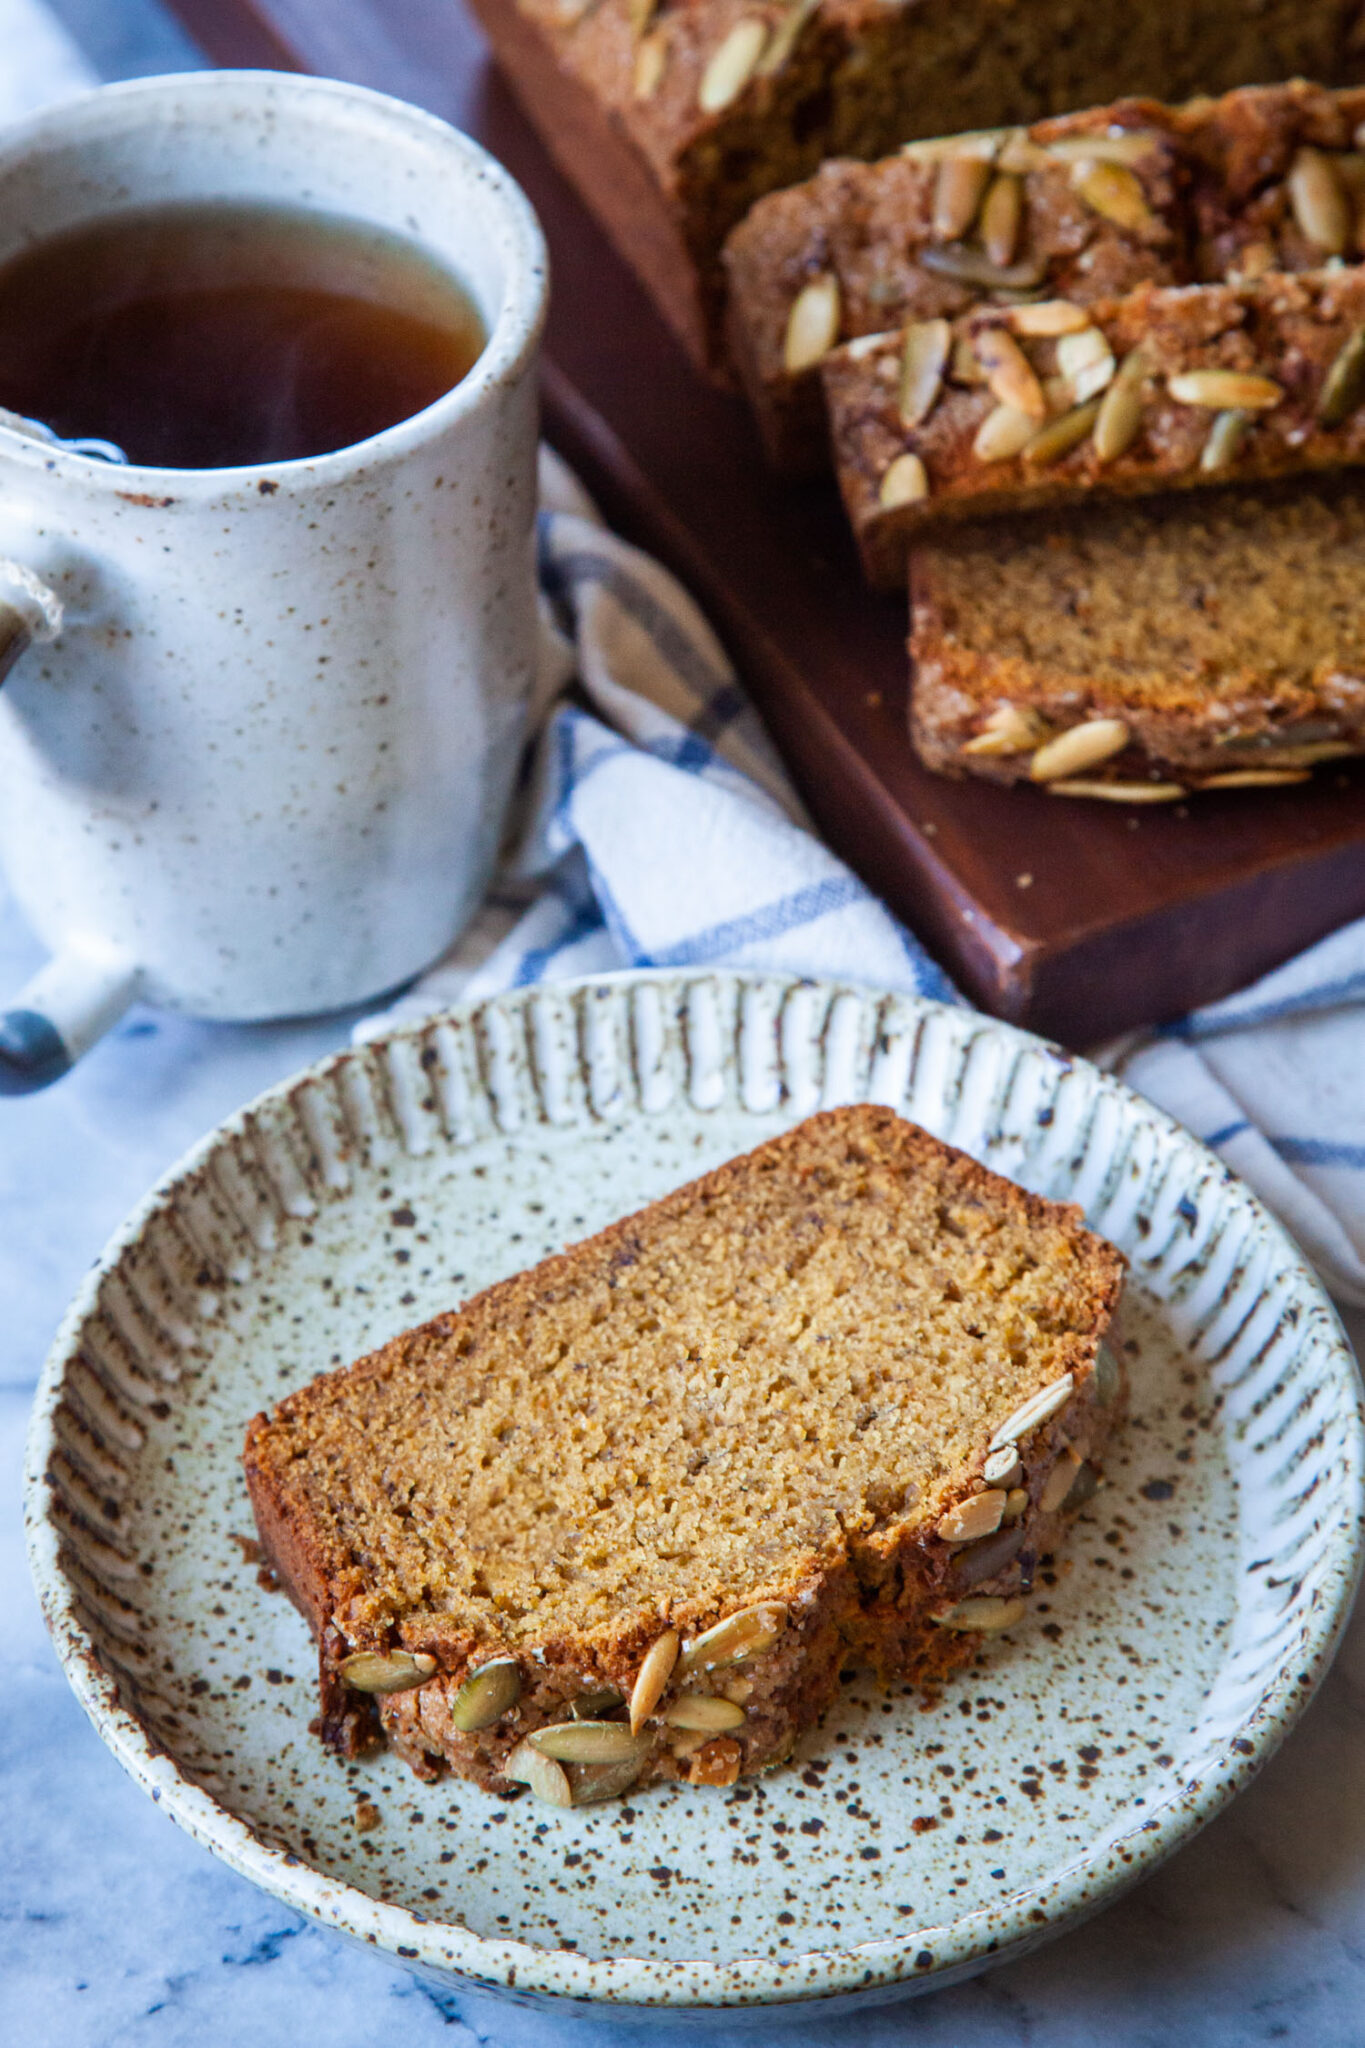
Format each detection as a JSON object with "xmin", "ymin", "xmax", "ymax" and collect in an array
[{"xmin": 0, "ymin": 200, "xmax": 486, "ymax": 468}]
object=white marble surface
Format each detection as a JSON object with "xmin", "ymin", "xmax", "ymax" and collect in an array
[{"xmin": 5, "ymin": 5, "xmax": 1365, "ymax": 2043}]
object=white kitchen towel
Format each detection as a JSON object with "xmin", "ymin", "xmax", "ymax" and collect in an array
[
  {"xmin": 363, "ymin": 450, "xmax": 1365, "ymax": 1308},
  {"xmin": 0, "ymin": 0, "xmax": 95, "ymax": 122}
]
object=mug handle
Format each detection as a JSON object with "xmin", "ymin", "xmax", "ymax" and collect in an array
[
  {"xmin": 0, "ymin": 562, "xmax": 140, "ymax": 1092},
  {"xmin": 0, "ymin": 946, "xmax": 140, "ymax": 1094},
  {"xmin": 0, "ymin": 557, "xmax": 62, "ymax": 681}
]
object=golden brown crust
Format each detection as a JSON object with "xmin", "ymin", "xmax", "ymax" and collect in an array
[{"xmin": 245, "ymin": 1105, "xmax": 1126, "ymax": 1795}]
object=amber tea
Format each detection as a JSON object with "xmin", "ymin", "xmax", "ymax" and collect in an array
[{"xmin": 0, "ymin": 200, "xmax": 486, "ymax": 468}]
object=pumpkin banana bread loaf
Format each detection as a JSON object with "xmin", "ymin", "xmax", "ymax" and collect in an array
[
  {"xmin": 244, "ymin": 1105, "xmax": 1126, "ymax": 1804},
  {"xmin": 466, "ymin": 0, "xmax": 1365, "ymax": 376},
  {"xmin": 724, "ymin": 83, "xmax": 1365, "ymax": 520},
  {"xmin": 908, "ymin": 474, "xmax": 1365, "ymax": 796}
]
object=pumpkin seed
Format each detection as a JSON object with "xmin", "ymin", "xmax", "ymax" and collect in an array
[
  {"xmin": 1094, "ymin": 1340, "xmax": 1121, "ymax": 1406},
  {"xmin": 878, "ymin": 451, "xmax": 930, "ymax": 509},
  {"xmin": 934, "ymin": 1595, "xmax": 1028, "ymax": 1632},
  {"xmin": 920, "ymin": 244, "xmax": 1046, "ymax": 290},
  {"xmin": 1318, "ymin": 326, "xmax": 1365, "ymax": 426},
  {"xmin": 783, "ymin": 273, "xmax": 841, "ymax": 374},
  {"xmin": 1063, "ymin": 1461, "xmax": 1100, "ymax": 1511},
  {"xmin": 629, "ymin": 1628, "xmax": 679, "ymax": 1732},
  {"xmin": 698, "ymin": 17, "xmax": 767, "ymax": 113},
  {"xmin": 338, "ymin": 1649, "xmax": 437, "ymax": 1695},
  {"xmin": 505, "ymin": 1737, "xmax": 572, "ymax": 1807},
  {"xmin": 1288, "ymin": 145, "xmax": 1352, "ymax": 253},
  {"xmin": 568, "ymin": 1754, "xmax": 647, "ymax": 1804},
  {"xmin": 448, "ymin": 1656, "xmax": 521, "ymax": 1731},
  {"xmin": 899, "ymin": 316, "xmax": 951, "ymax": 428},
  {"xmin": 936, "ymin": 1488, "xmax": 1008, "ymax": 1543},
  {"xmin": 1029, "ymin": 719, "xmax": 1129, "ymax": 781},
  {"xmin": 680, "ymin": 1602, "xmax": 787, "ymax": 1674},
  {"xmin": 529, "ymin": 1720, "xmax": 652, "ymax": 1764},
  {"xmin": 988, "ymin": 1371, "xmax": 1075, "ymax": 1449},
  {"xmin": 570, "ymin": 1687, "xmax": 625, "ymax": 1720},
  {"xmin": 952, "ymin": 1522, "xmax": 1026, "ymax": 1586},
  {"xmin": 1040, "ymin": 1447, "xmax": 1083, "ymax": 1513},
  {"xmin": 1022, "ymin": 397, "xmax": 1102, "ymax": 466},
  {"xmin": 663, "ymin": 1695, "xmax": 748, "ymax": 1731}
]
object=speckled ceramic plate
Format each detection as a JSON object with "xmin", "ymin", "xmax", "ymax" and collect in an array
[{"xmin": 24, "ymin": 972, "xmax": 1365, "ymax": 2023}]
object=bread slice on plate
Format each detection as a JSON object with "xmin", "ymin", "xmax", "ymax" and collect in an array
[
  {"xmin": 244, "ymin": 1105, "xmax": 1125, "ymax": 1805},
  {"xmin": 909, "ymin": 474, "xmax": 1365, "ymax": 798}
]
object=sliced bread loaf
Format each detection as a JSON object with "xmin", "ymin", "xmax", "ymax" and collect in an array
[
  {"xmin": 721, "ymin": 80, "xmax": 1365, "ymax": 565},
  {"xmin": 467, "ymin": 0, "xmax": 1365, "ymax": 377}
]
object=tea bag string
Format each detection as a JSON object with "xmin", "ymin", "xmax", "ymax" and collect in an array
[{"xmin": 0, "ymin": 405, "xmax": 126, "ymax": 465}]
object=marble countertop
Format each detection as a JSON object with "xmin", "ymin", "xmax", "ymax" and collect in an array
[{"xmin": 7, "ymin": 856, "xmax": 1365, "ymax": 2048}]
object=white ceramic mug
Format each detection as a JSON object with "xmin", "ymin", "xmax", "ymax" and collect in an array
[{"xmin": 0, "ymin": 70, "xmax": 547, "ymax": 1091}]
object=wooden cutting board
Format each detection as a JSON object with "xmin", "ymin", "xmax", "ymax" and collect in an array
[{"xmin": 166, "ymin": 0, "xmax": 1365, "ymax": 1044}]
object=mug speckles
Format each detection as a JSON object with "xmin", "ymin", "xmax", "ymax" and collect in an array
[
  {"xmin": 23, "ymin": 972, "xmax": 1365, "ymax": 2021},
  {"xmin": 0, "ymin": 71, "xmax": 546, "ymax": 1039}
]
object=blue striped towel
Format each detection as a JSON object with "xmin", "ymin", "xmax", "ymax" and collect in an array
[{"xmin": 362, "ymin": 449, "xmax": 1365, "ymax": 1308}]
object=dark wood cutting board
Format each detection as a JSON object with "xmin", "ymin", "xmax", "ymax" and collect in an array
[{"xmin": 166, "ymin": 0, "xmax": 1365, "ymax": 1044}]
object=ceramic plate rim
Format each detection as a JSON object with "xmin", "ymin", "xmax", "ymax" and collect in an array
[{"xmin": 22, "ymin": 971, "xmax": 1365, "ymax": 2015}]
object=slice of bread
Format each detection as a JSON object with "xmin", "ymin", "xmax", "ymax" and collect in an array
[
  {"xmin": 826, "ymin": 268, "xmax": 1365, "ymax": 588},
  {"xmin": 244, "ymin": 1105, "xmax": 1125, "ymax": 1803},
  {"xmin": 909, "ymin": 474, "xmax": 1365, "ymax": 795}
]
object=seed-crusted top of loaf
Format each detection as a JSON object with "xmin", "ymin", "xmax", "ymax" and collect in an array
[
  {"xmin": 908, "ymin": 473, "xmax": 1365, "ymax": 786},
  {"xmin": 722, "ymin": 80, "xmax": 1365, "ymax": 514},
  {"xmin": 471, "ymin": 0, "xmax": 1365, "ymax": 370},
  {"xmin": 244, "ymin": 1107, "xmax": 1123, "ymax": 1666}
]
